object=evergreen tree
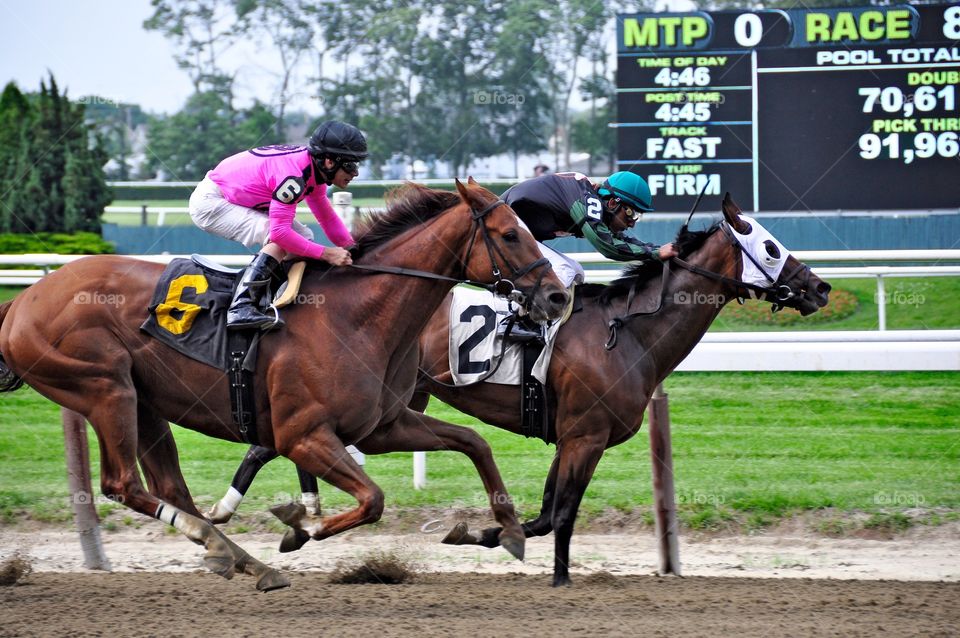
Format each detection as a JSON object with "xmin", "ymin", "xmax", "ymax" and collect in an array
[
  {"xmin": 0, "ymin": 74, "xmax": 111, "ymax": 233},
  {"xmin": 0, "ymin": 83, "xmax": 33, "ymax": 232}
]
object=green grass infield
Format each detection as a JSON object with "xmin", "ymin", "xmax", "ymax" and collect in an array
[{"xmin": 0, "ymin": 372, "xmax": 956, "ymax": 533}]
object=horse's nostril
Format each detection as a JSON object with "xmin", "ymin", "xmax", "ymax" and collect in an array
[
  {"xmin": 549, "ymin": 291, "xmax": 569, "ymax": 307},
  {"xmin": 817, "ymin": 282, "xmax": 831, "ymax": 296}
]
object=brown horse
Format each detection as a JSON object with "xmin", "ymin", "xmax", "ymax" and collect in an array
[
  {"xmin": 205, "ymin": 193, "xmax": 831, "ymax": 586},
  {"xmin": 416, "ymin": 194, "xmax": 830, "ymax": 585},
  {"xmin": 0, "ymin": 180, "xmax": 568, "ymax": 590}
]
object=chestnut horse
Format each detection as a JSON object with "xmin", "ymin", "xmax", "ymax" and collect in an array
[
  {"xmin": 0, "ymin": 180, "xmax": 568, "ymax": 590},
  {"xmin": 207, "ymin": 193, "xmax": 830, "ymax": 586}
]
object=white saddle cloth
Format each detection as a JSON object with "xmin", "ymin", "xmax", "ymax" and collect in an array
[{"xmin": 448, "ymin": 287, "xmax": 562, "ymax": 386}]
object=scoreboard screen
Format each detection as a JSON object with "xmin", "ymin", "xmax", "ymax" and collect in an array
[{"xmin": 616, "ymin": 4, "xmax": 960, "ymax": 212}]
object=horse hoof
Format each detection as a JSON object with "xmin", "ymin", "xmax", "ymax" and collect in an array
[
  {"xmin": 499, "ymin": 532, "xmax": 525, "ymax": 562},
  {"xmin": 278, "ymin": 528, "xmax": 310, "ymax": 553},
  {"xmin": 441, "ymin": 521, "xmax": 477, "ymax": 545},
  {"xmin": 552, "ymin": 574, "xmax": 572, "ymax": 587},
  {"xmin": 269, "ymin": 502, "xmax": 306, "ymax": 527},
  {"xmin": 256, "ymin": 569, "xmax": 291, "ymax": 592},
  {"xmin": 206, "ymin": 502, "xmax": 233, "ymax": 525},
  {"xmin": 204, "ymin": 554, "xmax": 236, "ymax": 579}
]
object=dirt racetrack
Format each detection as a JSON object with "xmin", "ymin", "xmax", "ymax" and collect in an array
[
  {"xmin": 3, "ymin": 519, "xmax": 959, "ymax": 637},
  {"xmin": 2, "ymin": 571, "xmax": 958, "ymax": 637}
]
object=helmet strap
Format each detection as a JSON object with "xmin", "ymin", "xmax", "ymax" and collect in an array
[{"xmin": 313, "ymin": 155, "xmax": 339, "ymax": 185}]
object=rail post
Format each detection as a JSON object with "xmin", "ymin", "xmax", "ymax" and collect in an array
[
  {"xmin": 648, "ymin": 383, "xmax": 680, "ymax": 575},
  {"xmin": 332, "ymin": 191, "xmax": 354, "ymax": 228},
  {"xmin": 61, "ymin": 408, "xmax": 110, "ymax": 571}
]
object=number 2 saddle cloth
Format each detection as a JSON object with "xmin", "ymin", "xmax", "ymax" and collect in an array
[{"xmin": 448, "ymin": 287, "xmax": 566, "ymax": 386}]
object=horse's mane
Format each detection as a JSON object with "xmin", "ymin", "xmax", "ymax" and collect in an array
[
  {"xmin": 352, "ymin": 183, "xmax": 462, "ymax": 257},
  {"xmin": 581, "ymin": 221, "xmax": 722, "ymax": 304}
]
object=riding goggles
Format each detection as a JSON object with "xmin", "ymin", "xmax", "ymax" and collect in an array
[{"xmin": 620, "ymin": 202, "xmax": 643, "ymax": 221}]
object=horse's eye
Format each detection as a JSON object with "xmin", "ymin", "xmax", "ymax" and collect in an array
[
  {"xmin": 503, "ymin": 230, "xmax": 519, "ymax": 243},
  {"xmin": 764, "ymin": 240, "xmax": 780, "ymax": 259}
]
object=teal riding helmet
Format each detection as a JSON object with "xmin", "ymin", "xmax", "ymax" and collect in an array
[{"xmin": 598, "ymin": 172, "xmax": 655, "ymax": 212}]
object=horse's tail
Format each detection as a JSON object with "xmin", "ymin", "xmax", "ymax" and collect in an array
[{"xmin": 0, "ymin": 301, "xmax": 24, "ymax": 393}]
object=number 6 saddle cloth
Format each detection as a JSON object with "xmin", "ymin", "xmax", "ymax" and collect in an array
[
  {"xmin": 448, "ymin": 287, "xmax": 567, "ymax": 386},
  {"xmin": 139, "ymin": 256, "xmax": 306, "ymax": 370}
]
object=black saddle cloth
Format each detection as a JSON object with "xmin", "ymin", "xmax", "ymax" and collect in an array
[{"xmin": 140, "ymin": 257, "xmax": 242, "ymax": 370}]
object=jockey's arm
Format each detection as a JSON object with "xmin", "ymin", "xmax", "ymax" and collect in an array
[
  {"xmin": 580, "ymin": 217, "xmax": 662, "ymax": 262},
  {"xmin": 267, "ymin": 202, "xmax": 328, "ymax": 260},
  {"xmin": 305, "ymin": 187, "xmax": 355, "ymax": 249}
]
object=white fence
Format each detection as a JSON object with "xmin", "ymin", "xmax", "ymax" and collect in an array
[{"xmin": 2, "ymin": 251, "xmax": 958, "ymax": 371}]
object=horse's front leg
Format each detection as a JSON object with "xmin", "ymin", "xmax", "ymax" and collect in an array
[
  {"xmin": 548, "ymin": 435, "xmax": 606, "ymax": 586},
  {"xmin": 356, "ymin": 408, "xmax": 525, "ymax": 561},
  {"xmin": 270, "ymin": 424, "xmax": 385, "ymax": 546},
  {"xmin": 446, "ymin": 451, "xmax": 561, "ymax": 549}
]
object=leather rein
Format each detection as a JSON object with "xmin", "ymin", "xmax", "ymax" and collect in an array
[{"xmin": 348, "ymin": 198, "xmax": 552, "ymax": 310}]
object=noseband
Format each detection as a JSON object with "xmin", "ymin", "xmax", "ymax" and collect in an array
[{"xmin": 716, "ymin": 223, "xmax": 813, "ymax": 309}]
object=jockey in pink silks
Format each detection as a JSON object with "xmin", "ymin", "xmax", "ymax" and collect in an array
[{"xmin": 189, "ymin": 121, "xmax": 367, "ymax": 330}]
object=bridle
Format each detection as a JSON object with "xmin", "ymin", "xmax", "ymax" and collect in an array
[
  {"xmin": 673, "ymin": 222, "xmax": 814, "ymax": 310},
  {"xmin": 460, "ymin": 198, "xmax": 553, "ymax": 307},
  {"xmin": 604, "ymin": 221, "xmax": 813, "ymax": 349},
  {"xmin": 349, "ymin": 198, "xmax": 553, "ymax": 312}
]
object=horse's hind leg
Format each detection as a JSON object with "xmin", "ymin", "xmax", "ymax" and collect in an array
[
  {"xmin": 548, "ymin": 435, "xmax": 605, "ymax": 586},
  {"xmin": 34, "ymin": 372, "xmax": 286, "ymax": 591},
  {"xmin": 134, "ymin": 404, "xmax": 289, "ymax": 590},
  {"xmin": 136, "ymin": 402, "xmax": 202, "ymax": 517}
]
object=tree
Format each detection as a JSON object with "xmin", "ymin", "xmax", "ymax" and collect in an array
[
  {"xmin": 235, "ymin": 0, "xmax": 315, "ymax": 140},
  {"xmin": 143, "ymin": 0, "xmax": 243, "ymax": 102},
  {"xmin": 0, "ymin": 83, "xmax": 33, "ymax": 232},
  {"xmin": 0, "ymin": 75, "xmax": 111, "ymax": 233},
  {"xmin": 538, "ymin": 0, "xmax": 608, "ymax": 171},
  {"xmin": 490, "ymin": 1, "xmax": 555, "ymax": 176},
  {"xmin": 83, "ymin": 99, "xmax": 150, "ymax": 180},
  {"xmin": 145, "ymin": 91, "xmax": 280, "ymax": 180}
]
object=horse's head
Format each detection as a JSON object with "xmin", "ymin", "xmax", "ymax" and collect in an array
[
  {"xmin": 455, "ymin": 177, "xmax": 568, "ymax": 322},
  {"xmin": 719, "ymin": 193, "xmax": 831, "ymax": 316}
]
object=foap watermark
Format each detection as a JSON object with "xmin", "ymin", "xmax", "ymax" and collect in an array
[
  {"xmin": 73, "ymin": 291, "xmax": 126, "ymax": 308},
  {"xmin": 294, "ymin": 292, "xmax": 326, "ymax": 307},
  {"xmin": 70, "ymin": 491, "xmax": 124, "ymax": 506},
  {"xmin": 275, "ymin": 91, "xmax": 327, "ymax": 108},
  {"xmin": 474, "ymin": 91, "xmax": 525, "ymax": 107},
  {"xmin": 874, "ymin": 490, "xmax": 925, "ymax": 507},
  {"xmin": 875, "ymin": 287, "xmax": 926, "ymax": 308},
  {"xmin": 674, "ymin": 290, "xmax": 725, "ymax": 307},
  {"xmin": 465, "ymin": 490, "xmax": 519, "ymax": 508},
  {"xmin": 76, "ymin": 94, "xmax": 124, "ymax": 108},
  {"xmin": 677, "ymin": 490, "xmax": 725, "ymax": 506}
]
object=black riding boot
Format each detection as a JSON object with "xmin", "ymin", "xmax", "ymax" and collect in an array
[
  {"xmin": 227, "ymin": 253, "xmax": 285, "ymax": 331},
  {"xmin": 499, "ymin": 314, "xmax": 544, "ymax": 342}
]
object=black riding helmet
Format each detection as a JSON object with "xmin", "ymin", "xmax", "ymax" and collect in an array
[{"xmin": 307, "ymin": 121, "xmax": 368, "ymax": 161}]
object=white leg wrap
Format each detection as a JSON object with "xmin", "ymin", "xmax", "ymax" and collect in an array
[
  {"xmin": 157, "ymin": 502, "xmax": 205, "ymax": 541},
  {"xmin": 300, "ymin": 492, "xmax": 318, "ymax": 511},
  {"xmin": 221, "ymin": 486, "xmax": 244, "ymax": 513}
]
